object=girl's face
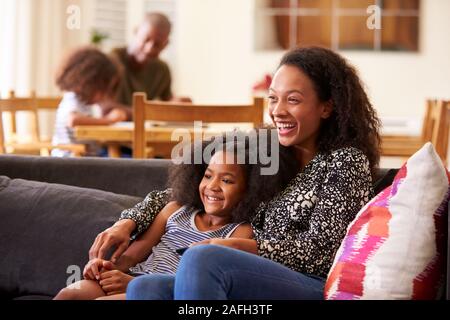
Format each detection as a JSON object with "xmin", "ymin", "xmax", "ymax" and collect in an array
[
  {"xmin": 91, "ymin": 91, "xmax": 106, "ymax": 104},
  {"xmin": 268, "ymin": 65, "xmax": 333, "ymax": 150},
  {"xmin": 199, "ymin": 151, "xmax": 247, "ymax": 218}
]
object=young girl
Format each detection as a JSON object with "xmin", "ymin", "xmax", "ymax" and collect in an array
[
  {"xmin": 51, "ymin": 46, "xmax": 127, "ymax": 157},
  {"xmin": 54, "ymin": 133, "xmax": 298, "ymax": 300}
]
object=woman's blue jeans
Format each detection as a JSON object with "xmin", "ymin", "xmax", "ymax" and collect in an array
[{"xmin": 126, "ymin": 245, "xmax": 325, "ymax": 300}]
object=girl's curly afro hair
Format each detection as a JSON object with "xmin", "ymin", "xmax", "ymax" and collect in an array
[{"xmin": 168, "ymin": 130, "xmax": 298, "ymax": 223}]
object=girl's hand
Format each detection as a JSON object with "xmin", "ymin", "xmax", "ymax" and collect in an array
[
  {"xmin": 105, "ymin": 108, "xmax": 127, "ymax": 123},
  {"xmin": 83, "ymin": 258, "xmax": 108, "ymax": 280},
  {"xmin": 98, "ymin": 270, "xmax": 134, "ymax": 296},
  {"xmin": 102, "ymin": 260, "xmax": 116, "ymax": 271}
]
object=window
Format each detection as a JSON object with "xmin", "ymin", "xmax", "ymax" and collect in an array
[
  {"xmin": 255, "ymin": 0, "xmax": 420, "ymax": 51},
  {"xmin": 145, "ymin": 0, "xmax": 176, "ymax": 17},
  {"xmin": 93, "ymin": 0, "xmax": 127, "ymax": 51}
]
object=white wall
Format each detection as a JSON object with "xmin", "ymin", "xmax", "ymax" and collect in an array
[
  {"xmin": 173, "ymin": 0, "xmax": 450, "ymax": 121},
  {"xmin": 0, "ymin": 0, "xmax": 94, "ymax": 97},
  {"xmin": 0, "ymin": 0, "xmax": 94, "ymax": 140},
  {"xmin": 0, "ymin": 0, "xmax": 35, "ymax": 97},
  {"xmin": 3, "ymin": 0, "xmax": 449, "ymax": 132},
  {"xmin": 174, "ymin": 0, "xmax": 276, "ymax": 104}
]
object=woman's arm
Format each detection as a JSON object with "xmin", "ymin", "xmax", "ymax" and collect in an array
[
  {"xmin": 114, "ymin": 202, "xmax": 181, "ymax": 272},
  {"xmin": 89, "ymin": 189, "xmax": 172, "ymax": 261},
  {"xmin": 119, "ymin": 189, "xmax": 172, "ymax": 236},
  {"xmin": 253, "ymin": 149, "xmax": 373, "ymax": 276}
]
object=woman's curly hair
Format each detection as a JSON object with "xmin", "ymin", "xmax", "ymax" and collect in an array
[
  {"xmin": 55, "ymin": 46, "xmax": 120, "ymax": 104},
  {"xmin": 168, "ymin": 130, "xmax": 298, "ymax": 223},
  {"xmin": 279, "ymin": 46, "xmax": 381, "ymax": 177}
]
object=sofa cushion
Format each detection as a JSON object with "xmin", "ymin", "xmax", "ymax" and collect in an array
[
  {"xmin": 0, "ymin": 155, "xmax": 170, "ymax": 198},
  {"xmin": 324, "ymin": 143, "xmax": 449, "ymax": 300},
  {"xmin": 0, "ymin": 176, "xmax": 142, "ymax": 299},
  {"xmin": 13, "ymin": 295, "xmax": 53, "ymax": 300}
]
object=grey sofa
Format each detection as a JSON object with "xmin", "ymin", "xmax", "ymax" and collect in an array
[
  {"xmin": 0, "ymin": 155, "xmax": 169, "ymax": 300},
  {"xmin": 0, "ymin": 155, "xmax": 447, "ymax": 300}
]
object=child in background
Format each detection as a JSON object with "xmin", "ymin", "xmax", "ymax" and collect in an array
[
  {"xmin": 51, "ymin": 46, "xmax": 127, "ymax": 157},
  {"xmin": 54, "ymin": 132, "xmax": 298, "ymax": 300}
]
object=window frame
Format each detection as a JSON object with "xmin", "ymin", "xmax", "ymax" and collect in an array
[{"xmin": 256, "ymin": 0, "xmax": 420, "ymax": 52}]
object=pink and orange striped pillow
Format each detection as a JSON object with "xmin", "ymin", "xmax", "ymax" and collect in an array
[{"xmin": 325, "ymin": 143, "xmax": 449, "ymax": 300}]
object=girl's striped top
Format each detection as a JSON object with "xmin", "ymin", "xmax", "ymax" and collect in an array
[{"xmin": 129, "ymin": 206, "xmax": 240, "ymax": 275}]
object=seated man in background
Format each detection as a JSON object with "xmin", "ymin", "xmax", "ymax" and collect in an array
[{"xmin": 104, "ymin": 12, "xmax": 191, "ymax": 121}]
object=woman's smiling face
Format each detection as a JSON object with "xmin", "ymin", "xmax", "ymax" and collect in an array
[{"xmin": 268, "ymin": 65, "xmax": 332, "ymax": 150}]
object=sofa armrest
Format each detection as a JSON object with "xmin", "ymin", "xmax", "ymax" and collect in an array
[{"xmin": 447, "ymin": 202, "xmax": 450, "ymax": 300}]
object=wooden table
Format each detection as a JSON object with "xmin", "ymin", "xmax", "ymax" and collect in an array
[
  {"xmin": 74, "ymin": 122, "xmax": 253, "ymax": 158},
  {"xmin": 74, "ymin": 121, "xmax": 427, "ymax": 159}
]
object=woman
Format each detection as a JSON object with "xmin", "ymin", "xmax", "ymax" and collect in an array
[{"xmin": 89, "ymin": 46, "xmax": 381, "ymax": 300}]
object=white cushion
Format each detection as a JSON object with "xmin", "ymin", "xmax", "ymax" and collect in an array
[{"xmin": 325, "ymin": 143, "xmax": 449, "ymax": 300}]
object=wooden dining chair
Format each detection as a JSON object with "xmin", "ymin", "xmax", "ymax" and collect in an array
[
  {"xmin": 0, "ymin": 109, "xmax": 5, "ymax": 155},
  {"xmin": 381, "ymin": 99, "xmax": 450, "ymax": 165},
  {"xmin": 0, "ymin": 91, "xmax": 47, "ymax": 155},
  {"xmin": 35, "ymin": 96, "xmax": 62, "ymax": 111},
  {"xmin": 433, "ymin": 100, "xmax": 450, "ymax": 165},
  {"xmin": 0, "ymin": 91, "xmax": 86, "ymax": 156},
  {"xmin": 32, "ymin": 92, "xmax": 61, "ymax": 144},
  {"xmin": 382, "ymin": 99, "xmax": 435, "ymax": 149},
  {"xmin": 132, "ymin": 92, "xmax": 265, "ymax": 159}
]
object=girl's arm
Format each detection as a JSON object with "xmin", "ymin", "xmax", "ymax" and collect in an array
[
  {"xmin": 230, "ymin": 223, "xmax": 254, "ymax": 239},
  {"xmin": 99, "ymin": 98, "xmax": 133, "ymax": 121},
  {"xmin": 114, "ymin": 201, "xmax": 181, "ymax": 272},
  {"xmin": 192, "ymin": 223, "xmax": 258, "ymax": 255},
  {"xmin": 67, "ymin": 109, "xmax": 126, "ymax": 127},
  {"xmin": 227, "ymin": 223, "xmax": 258, "ymax": 254}
]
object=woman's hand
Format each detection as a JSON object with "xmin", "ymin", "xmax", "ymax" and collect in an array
[
  {"xmin": 191, "ymin": 238, "xmax": 258, "ymax": 254},
  {"xmin": 98, "ymin": 270, "xmax": 134, "ymax": 296},
  {"xmin": 89, "ymin": 219, "xmax": 136, "ymax": 263},
  {"xmin": 83, "ymin": 258, "xmax": 111, "ymax": 280}
]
